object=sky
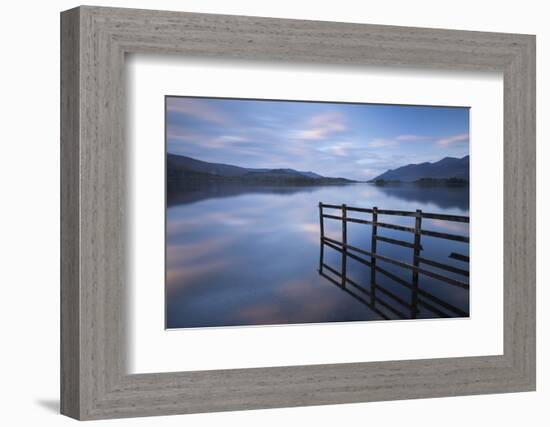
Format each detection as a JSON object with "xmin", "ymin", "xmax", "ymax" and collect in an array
[{"xmin": 166, "ymin": 96, "xmax": 470, "ymax": 181}]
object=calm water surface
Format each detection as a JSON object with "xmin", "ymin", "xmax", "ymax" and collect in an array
[{"xmin": 166, "ymin": 183, "xmax": 469, "ymax": 328}]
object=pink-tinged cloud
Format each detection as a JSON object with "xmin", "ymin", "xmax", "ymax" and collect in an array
[
  {"xmin": 299, "ymin": 222, "xmax": 321, "ymax": 244},
  {"xmin": 368, "ymin": 134, "xmax": 429, "ymax": 148},
  {"xmin": 396, "ymin": 134, "xmax": 429, "ymax": 142},
  {"xmin": 429, "ymin": 219, "xmax": 469, "ymax": 234},
  {"xmin": 235, "ymin": 278, "xmax": 344, "ymax": 324},
  {"xmin": 295, "ymin": 112, "xmax": 347, "ymax": 140},
  {"xmin": 367, "ymin": 138, "xmax": 399, "ymax": 148},
  {"xmin": 166, "ymin": 259, "xmax": 233, "ymax": 290},
  {"xmin": 437, "ymin": 133, "xmax": 469, "ymax": 146},
  {"xmin": 166, "ymin": 237, "xmax": 232, "ymax": 266},
  {"xmin": 318, "ymin": 142, "xmax": 354, "ymax": 156},
  {"xmin": 166, "ymin": 126, "xmax": 202, "ymax": 142},
  {"xmin": 166, "ymin": 98, "xmax": 231, "ymax": 125}
]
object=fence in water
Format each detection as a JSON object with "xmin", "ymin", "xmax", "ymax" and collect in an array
[{"xmin": 318, "ymin": 203, "xmax": 470, "ymax": 320}]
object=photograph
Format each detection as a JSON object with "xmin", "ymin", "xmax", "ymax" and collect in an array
[
  {"xmin": 165, "ymin": 96, "xmax": 470, "ymax": 329},
  {"xmin": 49, "ymin": 2, "xmax": 539, "ymax": 421}
]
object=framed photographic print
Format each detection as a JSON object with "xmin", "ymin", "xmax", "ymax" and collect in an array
[
  {"xmin": 164, "ymin": 96, "xmax": 472, "ymax": 329},
  {"xmin": 61, "ymin": 6, "xmax": 536, "ymax": 420}
]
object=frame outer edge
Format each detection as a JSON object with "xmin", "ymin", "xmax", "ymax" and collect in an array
[
  {"xmin": 60, "ymin": 6, "xmax": 537, "ymax": 420},
  {"xmin": 502, "ymin": 34, "xmax": 536, "ymax": 391},
  {"xmin": 527, "ymin": 35, "xmax": 536, "ymax": 390},
  {"xmin": 518, "ymin": 34, "xmax": 536, "ymax": 389},
  {"xmin": 60, "ymin": 6, "xmax": 82, "ymax": 420}
]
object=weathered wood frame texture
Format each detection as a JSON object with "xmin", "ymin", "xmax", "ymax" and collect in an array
[{"xmin": 60, "ymin": 5, "xmax": 536, "ymax": 420}]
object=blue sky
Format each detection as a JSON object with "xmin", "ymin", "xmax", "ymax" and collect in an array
[{"xmin": 166, "ymin": 96, "xmax": 469, "ymax": 181}]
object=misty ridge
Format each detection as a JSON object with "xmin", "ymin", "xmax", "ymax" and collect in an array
[
  {"xmin": 167, "ymin": 153, "xmax": 470, "ymax": 187},
  {"xmin": 167, "ymin": 154, "xmax": 354, "ymax": 185},
  {"xmin": 369, "ymin": 155, "xmax": 469, "ymax": 186}
]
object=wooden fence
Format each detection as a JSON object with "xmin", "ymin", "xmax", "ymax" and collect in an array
[{"xmin": 318, "ymin": 203, "xmax": 469, "ymax": 320}]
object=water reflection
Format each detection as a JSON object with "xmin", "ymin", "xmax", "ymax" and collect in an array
[
  {"xmin": 166, "ymin": 182, "xmax": 469, "ymax": 328},
  {"xmin": 372, "ymin": 185, "xmax": 469, "ymax": 211},
  {"xmin": 167, "ymin": 181, "xmax": 322, "ymax": 207},
  {"xmin": 168, "ymin": 181, "xmax": 470, "ymax": 211}
]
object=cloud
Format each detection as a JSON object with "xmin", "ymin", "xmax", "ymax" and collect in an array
[
  {"xmin": 217, "ymin": 135, "xmax": 249, "ymax": 143},
  {"xmin": 396, "ymin": 134, "xmax": 429, "ymax": 142},
  {"xmin": 295, "ymin": 112, "xmax": 347, "ymax": 140},
  {"xmin": 367, "ymin": 134, "xmax": 429, "ymax": 148},
  {"xmin": 166, "ymin": 98, "xmax": 231, "ymax": 125},
  {"xmin": 166, "ymin": 238, "xmax": 231, "ymax": 265},
  {"xmin": 367, "ymin": 138, "xmax": 399, "ymax": 148},
  {"xmin": 429, "ymin": 219, "xmax": 469, "ymax": 234},
  {"xmin": 166, "ymin": 126, "xmax": 200, "ymax": 142},
  {"xmin": 317, "ymin": 142, "xmax": 355, "ymax": 156},
  {"xmin": 166, "ymin": 259, "xmax": 232, "ymax": 290},
  {"xmin": 167, "ymin": 126, "xmax": 252, "ymax": 150},
  {"xmin": 299, "ymin": 223, "xmax": 321, "ymax": 244},
  {"xmin": 355, "ymin": 157, "xmax": 380, "ymax": 166},
  {"xmin": 437, "ymin": 133, "xmax": 469, "ymax": 146}
]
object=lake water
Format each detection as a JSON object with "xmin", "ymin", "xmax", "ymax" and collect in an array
[{"xmin": 166, "ymin": 182, "xmax": 470, "ymax": 328}]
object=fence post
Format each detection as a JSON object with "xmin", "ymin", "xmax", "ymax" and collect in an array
[
  {"xmin": 412, "ymin": 209, "xmax": 422, "ymax": 318},
  {"xmin": 370, "ymin": 206, "xmax": 378, "ymax": 305},
  {"xmin": 318, "ymin": 202, "xmax": 324, "ymax": 273},
  {"xmin": 341, "ymin": 204, "xmax": 347, "ymax": 287}
]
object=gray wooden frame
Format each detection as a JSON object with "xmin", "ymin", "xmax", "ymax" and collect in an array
[{"xmin": 60, "ymin": 5, "xmax": 536, "ymax": 420}]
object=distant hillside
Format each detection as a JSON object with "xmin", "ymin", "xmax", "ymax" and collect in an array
[
  {"xmin": 370, "ymin": 156, "xmax": 469, "ymax": 183},
  {"xmin": 167, "ymin": 153, "xmax": 255, "ymax": 177},
  {"xmin": 167, "ymin": 154, "xmax": 353, "ymax": 185}
]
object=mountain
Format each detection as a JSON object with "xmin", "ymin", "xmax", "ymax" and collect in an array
[
  {"xmin": 167, "ymin": 153, "xmax": 255, "ymax": 177},
  {"xmin": 167, "ymin": 154, "xmax": 353, "ymax": 185},
  {"xmin": 293, "ymin": 170, "xmax": 323, "ymax": 179},
  {"xmin": 370, "ymin": 156, "xmax": 469, "ymax": 183}
]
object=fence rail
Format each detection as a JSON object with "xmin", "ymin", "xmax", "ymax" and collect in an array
[{"xmin": 318, "ymin": 202, "xmax": 470, "ymax": 320}]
